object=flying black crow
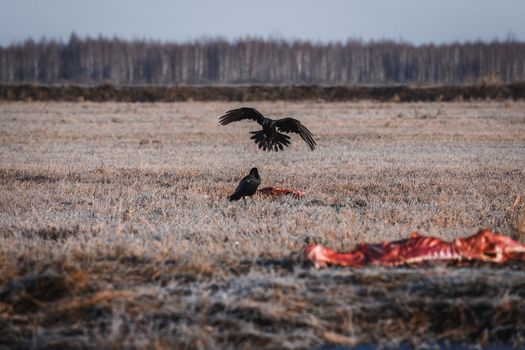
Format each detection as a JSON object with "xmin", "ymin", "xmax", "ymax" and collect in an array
[
  {"xmin": 219, "ymin": 107, "xmax": 316, "ymax": 152},
  {"xmin": 228, "ymin": 167, "xmax": 261, "ymax": 203}
]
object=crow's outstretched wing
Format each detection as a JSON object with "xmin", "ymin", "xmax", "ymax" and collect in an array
[
  {"xmin": 219, "ymin": 107, "xmax": 267, "ymax": 126},
  {"xmin": 275, "ymin": 118, "xmax": 316, "ymax": 151}
]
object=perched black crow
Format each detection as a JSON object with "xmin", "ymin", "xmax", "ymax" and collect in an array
[
  {"xmin": 219, "ymin": 107, "xmax": 316, "ymax": 152},
  {"xmin": 228, "ymin": 167, "xmax": 261, "ymax": 203}
]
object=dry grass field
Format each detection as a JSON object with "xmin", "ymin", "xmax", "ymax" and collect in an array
[{"xmin": 1, "ymin": 100, "xmax": 525, "ymax": 349}]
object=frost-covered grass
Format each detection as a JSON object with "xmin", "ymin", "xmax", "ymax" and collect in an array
[{"xmin": 0, "ymin": 101, "xmax": 524, "ymax": 348}]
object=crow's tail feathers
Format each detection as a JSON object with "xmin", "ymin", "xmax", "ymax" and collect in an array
[
  {"xmin": 250, "ymin": 130, "xmax": 290, "ymax": 152},
  {"xmin": 228, "ymin": 192, "xmax": 242, "ymax": 201}
]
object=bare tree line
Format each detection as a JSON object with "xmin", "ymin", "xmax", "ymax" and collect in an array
[{"xmin": 1, "ymin": 34, "xmax": 524, "ymax": 85}]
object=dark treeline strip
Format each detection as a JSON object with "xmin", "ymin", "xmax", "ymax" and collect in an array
[
  {"xmin": 1, "ymin": 35, "xmax": 525, "ymax": 85},
  {"xmin": 2, "ymin": 83, "xmax": 525, "ymax": 102}
]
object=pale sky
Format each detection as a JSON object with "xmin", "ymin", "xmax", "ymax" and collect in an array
[{"xmin": 1, "ymin": 0, "xmax": 525, "ymax": 46}]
